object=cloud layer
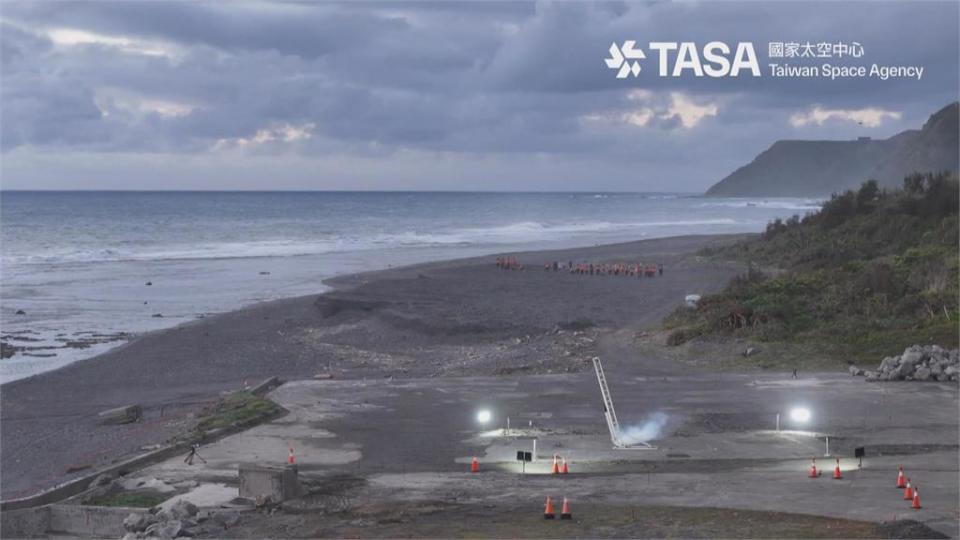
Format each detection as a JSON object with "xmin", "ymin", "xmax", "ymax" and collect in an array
[{"xmin": 1, "ymin": 1, "xmax": 957, "ymax": 191}]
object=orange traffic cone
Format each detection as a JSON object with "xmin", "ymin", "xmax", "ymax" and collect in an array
[
  {"xmin": 560, "ymin": 497, "xmax": 572, "ymax": 519},
  {"xmin": 544, "ymin": 496, "xmax": 555, "ymax": 519},
  {"xmin": 561, "ymin": 457, "xmax": 569, "ymax": 474},
  {"xmin": 809, "ymin": 458, "xmax": 819, "ymax": 478},
  {"xmin": 911, "ymin": 487, "xmax": 921, "ymax": 509},
  {"xmin": 833, "ymin": 459, "xmax": 843, "ymax": 480},
  {"xmin": 471, "ymin": 457, "xmax": 479, "ymax": 473},
  {"xmin": 551, "ymin": 455, "xmax": 560, "ymax": 474},
  {"xmin": 903, "ymin": 479, "xmax": 913, "ymax": 500},
  {"xmin": 288, "ymin": 447, "xmax": 296, "ymax": 465},
  {"xmin": 896, "ymin": 466, "xmax": 906, "ymax": 488}
]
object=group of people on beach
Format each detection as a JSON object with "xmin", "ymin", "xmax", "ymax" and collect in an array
[
  {"xmin": 495, "ymin": 256, "xmax": 523, "ymax": 270},
  {"xmin": 558, "ymin": 261, "xmax": 662, "ymax": 277},
  {"xmin": 495, "ymin": 257, "xmax": 663, "ymax": 277}
]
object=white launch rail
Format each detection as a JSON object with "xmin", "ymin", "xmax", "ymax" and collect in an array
[{"xmin": 591, "ymin": 356, "xmax": 655, "ymax": 450}]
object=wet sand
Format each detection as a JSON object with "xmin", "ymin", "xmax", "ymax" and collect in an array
[{"xmin": 1, "ymin": 234, "xmax": 746, "ymax": 499}]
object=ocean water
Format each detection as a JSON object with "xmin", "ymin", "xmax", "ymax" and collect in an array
[{"xmin": 0, "ymin": 191, "xmax": 821, "ymax": 383}]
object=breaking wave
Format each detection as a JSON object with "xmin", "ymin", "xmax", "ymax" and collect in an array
[
  {"xmin": 5, "ymin": 218, "xmax": 745, "ymax": 265},
  {"xmin": 697, "ymin": 199, "xmax": 823, "ymax": 211}
]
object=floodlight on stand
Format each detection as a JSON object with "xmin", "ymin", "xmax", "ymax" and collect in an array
[
  {"xmin": 477, "ymin": 409, "xmax": 492, "ymax": 425},
  {"xmin": 789, "ymin": 407, "xmax": 811, "ymax": 423}
]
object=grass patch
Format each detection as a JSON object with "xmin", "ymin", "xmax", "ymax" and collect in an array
[
  {"xmin": 86, "ymin": 491, "xmax": 170, "ymax": 508},
  {"xmin": 192, "ymin": 390, "xmax": 283, "ymax": 436}
]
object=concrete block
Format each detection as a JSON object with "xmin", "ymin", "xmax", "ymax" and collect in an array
[
  {"xmin": 249, "ymin": 376, "xmax": 281, "ymax": 397},
  {"xmin": 48, "ymin": 505, "xmax": 138, "ymax": 537},
  {"xmin": 98, "ymin": 405, "xmax": 142, "ymax": 425},
  {"xmin": 0, "ymin": 506, "xmax": 51, "ymax": 538},
  {"xmin": 0, "ymin": 505, "xmax": 138, "ymax": 538},
  {"xmin": 238, "ymin": 463, "xmax": 301, "ymax": 502}
]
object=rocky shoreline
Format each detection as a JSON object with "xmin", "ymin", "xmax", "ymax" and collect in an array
[{"xmin": 1, "ymin": 330, "xmax": 130, "ymax": 360}]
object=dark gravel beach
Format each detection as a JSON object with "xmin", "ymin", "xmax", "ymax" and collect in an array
[{"xmin": 1, "ymin": 234, "xmax": 744, "ymax": 499}]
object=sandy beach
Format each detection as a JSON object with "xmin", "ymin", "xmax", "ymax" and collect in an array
[{"xmin": 0, "ymin": 234, "xmax": 745, "ymax": 499}]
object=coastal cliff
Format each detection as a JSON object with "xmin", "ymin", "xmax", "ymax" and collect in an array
[{"xmin": 706, "ymin": 102, "xmax": 959, "ymax": 197}]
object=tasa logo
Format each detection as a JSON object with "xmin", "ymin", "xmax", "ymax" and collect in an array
[
  {"xmin": 605, "ymin": 40, "xmax": 646, "ymax": 78},
  {"xmin": 606, "ymin": 41, "xmax": 761, "ymax": 78}
]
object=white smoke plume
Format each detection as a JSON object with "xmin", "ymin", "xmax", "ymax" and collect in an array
[{"xmin": 618, "ymin": 411, "xmax": 668, "ymax": 445}]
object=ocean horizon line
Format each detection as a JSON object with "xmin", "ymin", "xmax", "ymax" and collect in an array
[{"xmin": 0, "ymin": 188, "xmax": 705, "ymax": 195}]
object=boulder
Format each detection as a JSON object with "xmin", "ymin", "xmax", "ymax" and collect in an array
[
  {"xmin": 145, "ymin": 519, "xmax": 182, "ymax": 540},
  {"xmin": 870, "ymin": 346, "xmax": 960, "ymax": 382},
  {"xmin": 886, "ymin": 366, "xmax": 903, "ymax": 380},
  {"xmin": 879, "ymin": 356, "xmax": 898, "ymax": 372},
  {"xmin": 168, "ymin": 500, "xmax": 199, "ymax": 520},
  {"xmin": 899, "ymin": 360, "xmax": 917, "ymax": 378},
  {"xmin": 216, "ymin": 513, "xmax": 241, "ymax": 529},
  {"xmin": 848, "ymin": 365, "xmax": 864, "ymax": 376},
  {"xmin": 123, "ymin": 512, "xmax": 155, "ymax": 533},
  {"xmin": 900, "ymin": 347, "xmax": 924, "ymax": 366}
]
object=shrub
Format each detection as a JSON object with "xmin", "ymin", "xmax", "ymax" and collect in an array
[{"xmin": 680, "ymin": 173, "xmax": 959, "ymax": 363}]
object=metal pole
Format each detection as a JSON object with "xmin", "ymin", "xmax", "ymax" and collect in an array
[
  {"xmin": 532, "ymin": 439, "xmax": 537, "ymax": 462},
  {"xmin": 776, "ymin": 413, "xmax": 780, "ymax": 432},
  {"xmin": 507, "ymin": 417, "xmax": 510, "ymax": 434},
  {"xmin": 825, "ymin": 436, "xmax": 830, "ymax": 457}
]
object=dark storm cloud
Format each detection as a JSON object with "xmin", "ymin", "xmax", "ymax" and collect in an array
[
  {"xmin": 5, "ymin": 1, "xmax": 410, "ymax": 58},
  {"xmin": 0, "ymin": 1, "xmax": 956, "ymax": 190}
]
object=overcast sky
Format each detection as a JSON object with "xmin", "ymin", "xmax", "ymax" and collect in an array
[{"xmin": 1, "ymin": 1, "xmax": 957, "ymax": 192}]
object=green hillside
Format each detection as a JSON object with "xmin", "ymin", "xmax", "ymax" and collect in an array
[{"xmin": 668, "ymin": 172, "xmax": 959, "ymax": 363}]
